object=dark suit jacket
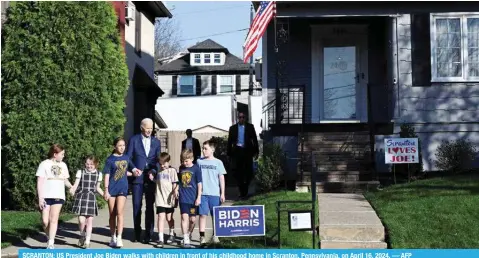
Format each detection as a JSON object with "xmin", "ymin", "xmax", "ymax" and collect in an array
[
  {"xmin": 127, "ymin": 134, "xmax": 161, "ymax": 184},
  {"xmin": 181, "ymin": 137, "xmax": 201, "ymax": 162},
  {"xmin": 227, "ymin": 123, "xmax": 259, "ymax": 158}
]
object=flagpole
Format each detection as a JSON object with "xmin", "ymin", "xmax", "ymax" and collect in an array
[{"xmin": 249, "ymin": 3, "xmax": 254, "ymax": 96}]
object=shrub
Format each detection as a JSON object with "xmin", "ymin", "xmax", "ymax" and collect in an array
[
  {"xmin": 435, "ymin": 139, "xmax": 478, "ymax": 174},
  {"xmin": 392, "ymin": 124, "xmax": 424, "ymax": 179},
  {"xmin": 1, "ymin": 2, "xmax": 129, "ymax": 211},
  {"xmin": 255, "ymin": 143, "xmax": 286, "ymax": 192},
  {"xmin": 210, "ymin": 136, "xmax": 230, "ymax": 172}
]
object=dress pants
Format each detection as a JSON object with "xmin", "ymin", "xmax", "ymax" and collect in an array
[
  {"xmin": 132, "ymin": 181, "xmax": 155, "ymax": 240},
  {"xmin": 233, "ymin": 147, "xmax": 254, "ymax": 197}
]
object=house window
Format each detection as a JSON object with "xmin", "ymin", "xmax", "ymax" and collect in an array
[
  {"xmin": 214, "ymin": 53, "xmax": 221, "ymax": 64},
  {"xmin": 194, "ymin": 54, "xmax": 201, "ymax": 64},
  {"xmin": 204, "ymin": 54, "xmax": 211, "ymax": 64},
  {"xmin": 178, "ymin": 75, "xmax": 195, "ymax": 95},
  {"xmin": 135, "ymin": 8, "xmax": 141, "ymax": 55},
  {"xmin": 431, "ymin": 13, "xmax": 479, "ymax": 81},
  {"xmin": 218, "ymin": 75, "xmax": 234, "ymax": 94}
]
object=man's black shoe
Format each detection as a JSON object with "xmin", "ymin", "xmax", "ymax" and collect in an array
[{"xmin": 143, "ymin": 236, "xmax": 151, "ymax": 244}]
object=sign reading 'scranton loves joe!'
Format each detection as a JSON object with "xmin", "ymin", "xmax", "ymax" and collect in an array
[{"xmin": 384, "ymin": 138, "xmax": 419, "ymax": 164}]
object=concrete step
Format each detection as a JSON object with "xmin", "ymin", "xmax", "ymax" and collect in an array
[
  {"xmin": 298, "ymin": 171, "xmax": 372, "ymax": 182},
  {"xmin": 320, "ymin": 225, "xmax": 385, "ymax": 242},
  {"xmin": 320, "ymin": 240, "xmax": 387, "ymax": 249},
  {"xmin": 296, "ymin": 181, "xmax": 380, "ymax": 193}
]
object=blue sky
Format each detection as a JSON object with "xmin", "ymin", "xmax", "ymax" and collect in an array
[{"xmin": 163, "ymin": 1, "xmax": 261, "ymax": 59}]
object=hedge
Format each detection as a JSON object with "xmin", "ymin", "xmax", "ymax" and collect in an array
[{"xmin": 1, "ymin": 1, "xmax": 129, "ymax": 211}]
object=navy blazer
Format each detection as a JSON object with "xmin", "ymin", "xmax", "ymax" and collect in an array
[{"xmin": 127, "ymin": 134, "xmax": 161, "ymax": 184}]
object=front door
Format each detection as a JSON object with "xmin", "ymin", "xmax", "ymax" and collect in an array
[{"xmin": 311, "ymin": 25, "xmax": 368, "ymax": 123}]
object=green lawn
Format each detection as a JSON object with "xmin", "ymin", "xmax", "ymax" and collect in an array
[
  {"xmin": 1, "ymin": 211, "xmax": 75, "ymax": 248},
  {"xmin": 365, "ymin": 174, "xmax": 479, "ymax": 248},
  {"xmin": 218, "ymin": 191, "xmax": 318, "ymax": 249}
]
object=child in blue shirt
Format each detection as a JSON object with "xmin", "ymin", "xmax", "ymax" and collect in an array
[
  {"xmin": 103, "ymin": 137, "xmax": 141, "ymax": 248},
  {"xmin": 178, "ymin": 149, "xmax": 202, "ymax": 248},
  {"xmin": 197, "ymin": 140, "xmax": 226, "ymax": 246}
]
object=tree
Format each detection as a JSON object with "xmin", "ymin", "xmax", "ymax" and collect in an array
[
  {"xmin": 154, "ymin": 17, "xmax": 183, "ymax": 61},
  {"xmin": 1, "ymin": 1, "xmax": 129, "ymax": 211}
]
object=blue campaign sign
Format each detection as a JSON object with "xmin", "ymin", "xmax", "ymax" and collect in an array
[{"xmin": 213, "ymin": 205, "xmax": 265, "ymax": 237}]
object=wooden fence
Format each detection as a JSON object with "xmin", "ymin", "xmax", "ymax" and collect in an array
[{"xmin": 157, "ymin": 130, "xmax": 228, "ymax": 169}]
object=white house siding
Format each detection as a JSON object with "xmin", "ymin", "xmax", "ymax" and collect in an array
[
  {"xmin": 387, "ymin": 14, "xmax": 479, "ymax": 171},
  {"xmin": 124, "ymin": 7, "xmax": 156, "ymax": 140},
  {"xmin": 155, "ymin": 95, "xmax": 235, "ymax": 132}
]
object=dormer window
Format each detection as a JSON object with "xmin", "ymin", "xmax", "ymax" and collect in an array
[
  {"xmin": 214, "ymin": 54, "xmax": 221, "ymax": 64},
  {"xmin": 194, "ymin": 54, "xmax": 201, "ymax": 64},
  {"xmin": 190, "ymin": 53, "xmax": 225, "ymax": 66}
]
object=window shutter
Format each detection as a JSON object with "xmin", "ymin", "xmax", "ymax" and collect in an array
[
  {"xmin": 212, "ymin": 75, "xmax": 217, "ymax": 95},
  {"xmin": 196, "ymin": 75, "xmax": 202, "ymax": 95},
  {"xmin": 411, "ymin": 14, "xmax": 432, "ymax": 87},
  {"xmin": 235, "ymin": 75, "xmax": 241, "ymax": 95},
  {"xmin": 172, "ymin": 75, "xmax": 178, "ymax": 96}
]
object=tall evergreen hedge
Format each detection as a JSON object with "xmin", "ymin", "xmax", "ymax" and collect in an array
[{"xmin": 1, "ymin": 1, "xmax": 129, "ymax": 211}]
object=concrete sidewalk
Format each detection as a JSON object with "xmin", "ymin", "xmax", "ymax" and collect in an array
[{"xmin": 2, "ymin": 191, "xmax": 237, "ymax": 254}]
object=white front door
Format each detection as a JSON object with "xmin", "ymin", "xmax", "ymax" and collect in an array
[{"xmin": 311, "ymin": 25, "xmax": 369, "ymax": 123}]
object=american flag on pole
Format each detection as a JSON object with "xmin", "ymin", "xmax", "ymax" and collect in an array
[{"xmin": 243, "ymin": 1, "xmax": 276, "ymax": 63}]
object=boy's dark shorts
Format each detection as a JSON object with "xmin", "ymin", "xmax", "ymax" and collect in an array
[
  {"xmin": 156, "ymin": 206, "xmax": 175, "ymax": 214},
  {"xmin": 45, "ymin": 198, "xmax": 65, "ymax": 206},
  {"xmin": 179, "ymin": 203, "xmax": 198, "ymax": 216}
]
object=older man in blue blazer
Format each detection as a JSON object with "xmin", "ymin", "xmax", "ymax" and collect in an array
[{"xmin": 127, "ymin": 118, "xmax": 161, "ymax": 243}]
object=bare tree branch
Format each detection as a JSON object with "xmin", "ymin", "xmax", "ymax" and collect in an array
[{"xmin": 154, "ymin": 17, "xmax": 183, "ymax": 61}]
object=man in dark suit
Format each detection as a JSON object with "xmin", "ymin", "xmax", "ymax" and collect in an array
[
  {"xmin": 181, "ymin": 129, "xmax": 201, "ymax": 164},
  {"xmin": 227, "ymin": 111, "xmax": 259, "ymax": 199},
  {"xmin": 127, "ymin": 118, "xmax": 161, "ymax": 243}
]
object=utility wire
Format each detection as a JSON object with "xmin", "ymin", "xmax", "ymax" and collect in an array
[
  {"xmin": 178, "ymin": 28, "xmax": 249, "ymax": 42},
  {"xmin": 173, "ymin": 4, "xmax": 250, "ymax": 15}
]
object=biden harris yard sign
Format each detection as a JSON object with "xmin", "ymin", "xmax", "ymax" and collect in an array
[{"xmin": 213, "ymin": 205, "xmax": 265, "ymax": 237}]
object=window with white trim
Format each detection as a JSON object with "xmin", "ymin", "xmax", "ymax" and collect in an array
[
  {"xmin": 178, "ymin": 75, "xmax": 195, "ymax": 95},
  {"xmin": 218, "ymin": 75, "xmax": 234, "ymax": 94},
  {"xmin": 194, "ymin": 54, "xmax": 201, "ymax": 64},
  {"xmin": 431, "ymin": 13, "xmax": 479, "ymax": 82},
  {"xmin": 204, "ymin": 54, "xmax": 211, "ymax": 64},
  {"xmin": 214, "ymin": 54, "xmax": 221, "ymax": 64}
]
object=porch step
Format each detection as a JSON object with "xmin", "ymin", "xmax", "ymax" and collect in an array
[
  {"xmin": 320, "ymin": 240, "xmax": 387, "ymax": 249},
  {"xmin": 298, "ymin": 171, "xmax": 372, "ymax": 182},
  {"xmin": 296, "ymin": 181, "xmax": 380, "ymax": 193}
]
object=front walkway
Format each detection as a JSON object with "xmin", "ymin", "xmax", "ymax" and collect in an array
[
  {"xmin": 2, "ymin": 188, "xmax": 238, "ymax": 255},
  {"xmin": 318, "ymin": 193, "xmax": 387, "ymax": 249}
]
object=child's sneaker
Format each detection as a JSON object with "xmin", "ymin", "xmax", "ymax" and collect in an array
[
  {"xmin": 46, "ymin": 244, "xmax": 54, "ymax": 249},
  {"xmin": 166, "ymin": 232, "xmax": 177, "ymax": 244},
  {"xmin": 182, "ymin": 238, "xmax": 194, "ymax": 249},
  {"xmin": 156, "ymin": 240, "xmax": 164, "ymax": 248},
  {"xmin": 84, "ymin": 242, "xmax": 90, "ymax": 249},
  {"xmin": 200, "ymin": 236, "xmax": 207, "ymax": 246},
  {"xmin": 78, "ymin": 235, "xmax": 86, "ymax": 248},
  {"xmin": 212, "ymin": 236, "xmax": 220, "ymax": 244},
  {"xmin": 116, "ymin": 238, "xmax": 123, "ymax": 248},
  {"xmin": 109, "ymin": 237, "xmax": 116, "ymax": 248}
]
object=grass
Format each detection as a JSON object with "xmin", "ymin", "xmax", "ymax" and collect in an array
[
  {"xmin": 217, "ymin": 191, "xmax": 319, "ymax": 249},
  {"xmin": 365, "ymin": 174, "xmax": 479, "ymax": 248},
  {"xmin": 1, "ymin": 211, "xmax": 75, "ymax": 248}
]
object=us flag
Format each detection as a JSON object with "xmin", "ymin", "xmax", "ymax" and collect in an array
[{"xmin": 242, "ymin": 1, "xmax": 276, "ymax": 63}]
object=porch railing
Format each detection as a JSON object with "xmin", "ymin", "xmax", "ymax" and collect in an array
[{"xmin": 262, "ymin": 84, "xmax": 306, "ymax": 129}]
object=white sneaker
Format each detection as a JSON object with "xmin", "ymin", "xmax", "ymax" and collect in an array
[
  {"xmin": 116, "ymin": 238, "xmax": 123, "ymax": 248},
  {"xmin": 212, "ymin": 236, "xmax": 220, "ymax": 244},
  {"xmin": 200, "ymin": 236, "xmax": 206, "ymax": 246},
  {"xmin": 109, "ymin": 238, "xmax": 116, "ymax": 247},
  {"xmin": 46, "ymin": 244, "xmax": 54, "ymax": 249}
]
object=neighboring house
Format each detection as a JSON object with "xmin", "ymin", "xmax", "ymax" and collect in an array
[
  {"xmin": 258, "ymin": 2, "xmax": 479, "ymax": 192},
  {"xmin": 1, "ymin": 1, "xmax": 9, "ymax": 25},
  {"xmin": 155, "ymin": 39, "xmax": 263, "ymax": 134},
  {"xmin": 112, "ymin": 1, "xmax": 172, "ymax": 140}
]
